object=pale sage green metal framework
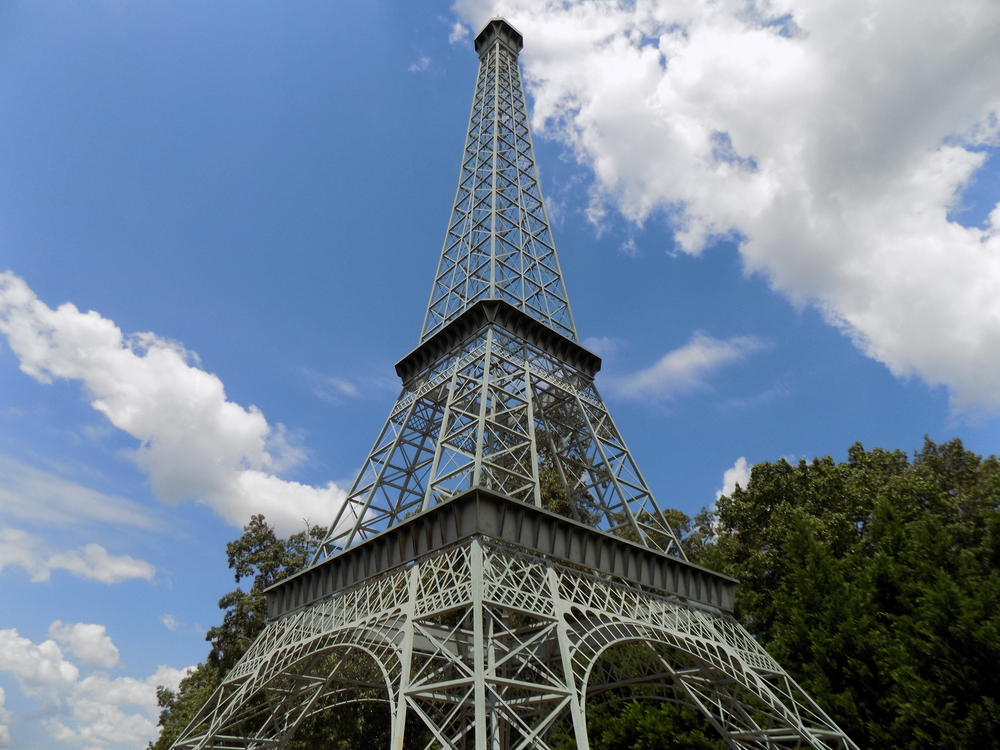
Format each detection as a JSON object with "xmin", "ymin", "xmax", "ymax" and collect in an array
[{"xmin": 169, "ymin": 18, "xmax": 859, "ymax": 750}]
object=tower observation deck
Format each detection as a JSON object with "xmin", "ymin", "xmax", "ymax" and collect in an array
[{"xmin": 170, "ymin": 18, "xmax": 859, "ymax": 750}]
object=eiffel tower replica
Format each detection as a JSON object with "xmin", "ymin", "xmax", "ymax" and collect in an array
[{"xmin": 172, "ymin": 19, "xmax": 858, "ymax": 750}]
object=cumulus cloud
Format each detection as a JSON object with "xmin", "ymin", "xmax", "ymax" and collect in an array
[
  {"xmin": 717, "ymin": 456, "xmax": 750, "ymax": 500},
  {"xmin": 0, "ymin": 627, "xmax": 190, "ymax": 749},
  {"xmin": 455, "ymin": 0, "xmax": 1000, "ymax": 412},
  {"xmin": 48, "ymin": 622, "xmax": 120, "ymax": 670},
  {"xmin": 0, "ymin": 628, "xmax": 80, "ymax": 699},
  {"xmin": 616, "ymin": 332, "xmax": 766, "ymax": 398},
  {"xmin": 0, "ymin": 272, "xmax": 346, "ymax": 534},
  {"xmin": 0, "ymin": 527, "xmax": 155, "ymax": 584},
  {"xmin": 0, "ymin": 455, "xmax": 157, "ymax": 530},
  {"xmin": 49, "ymin": 665, "xmax": 189, "ymax": 749}
]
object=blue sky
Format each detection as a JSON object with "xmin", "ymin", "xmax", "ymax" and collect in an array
[{"xmin": 1, "ymin": 1, "xmax": 999, "ymax": 747}]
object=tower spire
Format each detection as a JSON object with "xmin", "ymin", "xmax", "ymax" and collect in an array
[{"xmin": 422, "ymin": 18, "xmax": 576, "ymax": 343}]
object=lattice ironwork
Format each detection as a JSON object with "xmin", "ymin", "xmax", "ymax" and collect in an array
[
  {"xmin": 172, "ymin": 539, "xmax": 857, "ymax": 750},
  {"xmin": 421, "ymin": 19, "xmax": 574, "ymax": 343},
  {"xmin": 168, "ymin": 17, "xmax": 859, "ymax": 750},
  {"xmin": 313, "ymin": 322, "xmax": 683, "ymax": 560}
]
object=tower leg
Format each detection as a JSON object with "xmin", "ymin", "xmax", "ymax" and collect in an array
[
  {"xmin": 471, "ymin": 540, "xmax": 490, "ymax": 750},
  {"xmin": 548, "ymin": 568, "xmax": 591, "ymax": 750}
]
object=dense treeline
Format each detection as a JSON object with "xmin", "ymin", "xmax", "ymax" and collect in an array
[
  {"xmin": 703, "ymin": 438, "xmax": 1000, "ymax": 748},
  {"xmin": 153, "ymin": 438, "xmax": 1000, "ymax": 749}
]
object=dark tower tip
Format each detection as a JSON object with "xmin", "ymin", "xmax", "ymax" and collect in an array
[{"xmin": 474, "ymin": 17, "xmax": 524, "ymax": 57}]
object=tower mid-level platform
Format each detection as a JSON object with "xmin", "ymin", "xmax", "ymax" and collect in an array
[{"xmin": 265, "ymin": 487, "xmax": 736, "ymax": 620}]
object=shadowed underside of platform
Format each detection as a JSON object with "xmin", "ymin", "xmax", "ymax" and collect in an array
[{"xmin": 267, "ymin": 488, "xmax": 735, "ymax": 620}]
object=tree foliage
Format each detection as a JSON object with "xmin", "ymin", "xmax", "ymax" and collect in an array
[
  {"xmin": 700, "ymin": 437, "xmax": 1000, "ymax": 749},
  {"xmin": 579, "ymin": 702, "xmax": 725, "ymax": 750},
  {"xmin": 153, "ymin": 438, "xmax": 1000, "ymax": 750},
  {"xmin": 151, "ymin": 516, "xmax": 327, "ymax": 750},
  {"xmin": 553, "ymin": 438, "xmax": 1000, "ymax": 749}
]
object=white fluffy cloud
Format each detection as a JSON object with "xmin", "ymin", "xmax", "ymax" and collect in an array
[
  {"xmin": 48, "ymin": 622, "xmax": 119, "ymax": 670},
  {"xmin": 616, "ymin": 332, "xmax": 766, "ymax": 398},
  {"xmin": 0, "ymin": 272, "xmax": 346, "ymax": 534},
  {"xmin": 0, "ymin": 628, "xmax": 80, "ymax": 699},
  {"xmin": 0, "ymin": 626, "xmax": 190, "ymax": 749},
  {"xmin": 49, "ymin": 664, "xmax": 189, "ymax": 749},
  {"xmin": 456, "ymin": 0, "xmax": 1000, "ymax": 412},
  {"xmin": 0, "ymin": 527, "xmax": 155, "ymax": 584},
  {"xmin": 717, "ymin": 456, "xmax": 751, "ymax": 500}
]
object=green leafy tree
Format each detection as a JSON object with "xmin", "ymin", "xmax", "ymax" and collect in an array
[
  {"xmin": 703, "ymin": 438, "xmax": 1000, "ymax": 749},
  {"xmin": 151, "ymin": 516, "xmax": 327, "ymax": 749},
  {"xmin": 582, "ymin": 702, "xmax": 725, "ymax": 750},
  {"xmin": 151, "ymin": 517, "xmax": 425, "ymax": 750}
]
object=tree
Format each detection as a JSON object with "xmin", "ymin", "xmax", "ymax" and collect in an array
[
  {"xmin": 151, "ymin": 516, "xmax": 328, "ymax": 749},
  {"xmin": 702, "ymin": 438, "xmax": 1000, "ymax": 749},
  {"xmin": 151, "ymin": 516, "xmax": 425, "ymax": 750},
  {"xmin": 578, "ymin": 701, "xmax": 725, "ymax": 750}
]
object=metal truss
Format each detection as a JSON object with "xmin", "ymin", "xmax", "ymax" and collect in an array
[
  {"xmin": 171, "ymin": 538, "xmax": 858, "ymax": 750},
  {"xmin": 312, "ymin": 19, "xmax": 674, "ymax": 563},
  {"xmin": 312, "ymin": 321, "xmax": 684, "ymax": 561},
  {"xmin": 421, "ymin": 18, "xmax": 575, "ymax": 343},
  {"xmin": 169, "ymin": 19, "xmax": 859, "ymax": 750}
]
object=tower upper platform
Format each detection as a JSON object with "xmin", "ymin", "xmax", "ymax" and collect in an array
[{"xmin": 474, "ymin": 18, "xmax": 523, "ymax": 57}]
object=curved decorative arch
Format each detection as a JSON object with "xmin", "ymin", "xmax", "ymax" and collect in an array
[
  {"xmin": 566, "ymin": 609, "xmax": 850, "ymax": 749},
  {"xmin": 173, "ymin": 608, "xmax": 407, "ymax": 750},
  {"xmin": 270, "ymin": 641, "xmax": 396, "ymax": 743},
  {"xmin": 581, "ymin": 637, "xmax": 699, "ymax": 707}
]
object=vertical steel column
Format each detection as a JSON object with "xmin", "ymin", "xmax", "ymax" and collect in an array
[
  {"xmin": 471, "ymin": 329, "xmax": 495, "ymax": 488},
  {"xmin": 524, "ymin": 364, "xmax": 542, "ymax": 508},
  {"xmin": 547, "ymin": 567, "xmax": 591, "ymax": 750},
  {"xmin": 489, "ymin": 44, "xmax": 500, "ymax": 302},
  {"xmin": 392, "ymin": 566, "xmax": 420, "ymax": 750},
  {"xmin": 510, "ymin": 39, "xmax": 576, "ymax": 335},
  {"xmin": 423, "ymin": 361, "xmax": 463, "ymax": 510},
  {"xmin": 471, "ymin": 539, "xmax": 489, "ymax": 749}
]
